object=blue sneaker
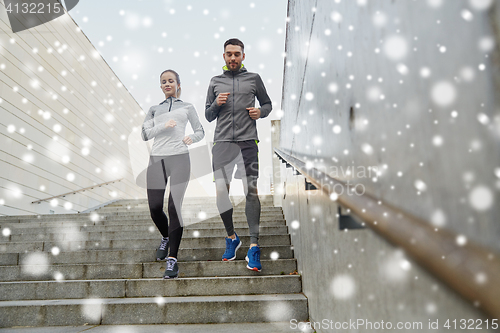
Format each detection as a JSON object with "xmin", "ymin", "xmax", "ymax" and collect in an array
[
  {"xmin": 222, "ymin": 233, "xmax": 241, "ymax": 261},
  {"xmin": 245, "ymin": 246, "xmax": 262, "ymax": 272}
]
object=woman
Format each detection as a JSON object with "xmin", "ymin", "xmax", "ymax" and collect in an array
[{"xmin": 141, "ymin": 69, "xmax": 204, "ymax": 279}]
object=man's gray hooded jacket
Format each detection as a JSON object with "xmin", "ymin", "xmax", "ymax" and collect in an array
[{"xmin": 205, "ymin": 65, "xmax": 272, "ymax": 142}]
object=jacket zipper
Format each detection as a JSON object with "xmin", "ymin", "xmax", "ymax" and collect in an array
[
  {"xmin": 232, "ymin": 71, "xmax": 235, "ymax": 141},
  {"xmin": 169, "ymin": 97, "xmax": 173, "ymax": 111}
]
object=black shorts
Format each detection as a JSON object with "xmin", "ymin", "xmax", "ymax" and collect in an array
[{"xmin": 212, "ymin": 140, "xmax": 259, "ymax": 183}]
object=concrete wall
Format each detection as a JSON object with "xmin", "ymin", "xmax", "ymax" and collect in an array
[
  {"xmin": 278, "ymin": 0, "xmax": 500, "ymax": 331},
  {"xmin": 0, "ymin": 0, "xmax": 145, "ymax": 215}
]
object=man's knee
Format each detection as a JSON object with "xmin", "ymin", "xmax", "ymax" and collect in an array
[{"xmin": 245, "ymin": 181, "xmax": 259, "ymax": 200}]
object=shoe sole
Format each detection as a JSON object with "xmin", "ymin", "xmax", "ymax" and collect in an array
[
  {"xmin": 245, "ymin": 255, "xmax": 262, "ymax": 272},
  {"xmin": 222, "ymin": 240, "xmax": 242, "ymax": 261},
  {"xmin": 163, "ymin": 275, "xmax": 178, "ymax": 279}
]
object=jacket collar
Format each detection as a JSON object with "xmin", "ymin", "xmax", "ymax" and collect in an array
[
  {"xmin": 159, "ymin": 96, "xmax": 182, "ymax": 105},
  {"xmin": 222, "ymin": 64, "xmax": 247, "ymax": 74}
]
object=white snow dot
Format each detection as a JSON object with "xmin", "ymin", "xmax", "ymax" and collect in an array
[
  {"xmin": 478, "ymin": 36, "xmax": 495, "ymax": 52},
  {"xmin": 292, "ymin": 125, "xmax": 301, "ymax": 134},
  {"xmin": 414, "ymin": 179, "xmax": 427, "ymax": 192},
  {"xmin": 477, "ymin": 113, "xmax": 489, "ymax": 125},
  {"xmin": 21, "ymin": 252, "xmax": 50, "ymax": 276},
  {"xmin": 330, "ymin": 192, "xmax": 339, "ymax": 201},
  {"xmin": 373, "ymin": 11, "xmax": 387, "ymax": 27},
  {"xmin": 193, "ymin": 231, "xmax": 200, "ymax": 238},
  {"xmin": 331, "ymin": 274, "xmax": 356, "ymax": 299},
  {"xmin": 81, "ymin": 299, "xmax": 104, "ymax": 321},
  {"xmin": 328, "ymin": 83, "xmax": 338, "ymax": 93},
  {"xmin": 305, "ymin": 92, "xmax": 314, "ymax": 101},
  {"xmin": 270, "ymin": 251, "xmax": 279, "ymax": 260},
  {"xmin": 361, "ymin": 143, "xmax": 373, "ymax": 155},
  {"xmin": 426, "ymin": 303, "xmax": 437, "ymax": 314},
  {"xmin": 50, "ymin": 199, "xmax": 59, "ymax": 207},
  {"xmin": 7, "ymin": 125, "xmax": 16, "ymax": 133},
  {"xmin": 66, "ymin": 173, "xmax": 75, "ymax": 181},
  {"xmin": 431, "ymin": 81, "xmax": 456, "ymax": 107},
  {"xmin": 460, "ymin": 67, "xmax": 475, "ymax": 81},
  {"xmin": 43, "ymin": 111, "xmax": 52, "ymax": 120},
  {"xmin": 432, "ymin": 135, "xmax": 443, "ymax": 147},
  {"xmin": 420, "ymin": 67, "xmax": 431, "ymax": 78},
  {"xmin": 2, "ymin": 228, "xmax": 11, "ymax": 237},
  {"xmin": 469, "ymin": 185, "xmax": 494, "ymax": 211},
  {"xmin": 475, "ymin": 272, "xmax": 487, "ymax": 284},
  {"xmin": 461, "ymin": 9, "xmax": 473, "ymax": 21},
  {"xmin": 456, "ymin": 235, "xmax": 467, "ymax": 246},
  {"xmin": 427, "ymin": 0, "xmax": 443, "ymax": 8},
  {"xmin": 331, "ymin": 11, "xmax": 342, "ymax": 22},
  {"xmin": 291, "ymin": 220, "xmax": 300, "ymax": 229},
  {"xmin": 396, "ymin": 64, "xmax": 409, "ymax": 75},
  {"xmin": 494, "ymin": 167, "xmax": 500, "ymax": 178},
  {"xmin": 51, "ymin": 247, "xmax": 60, "ymax": 255},
  {"xmin": 367, "ymin": 86, "xmax": 383, "ymax": 102},
  {"xmin": 64, "ymin": 202, "xmax": 73, "ymax": 210},
  {"xmin": 469, "ymin": 0, "xmax": 493, "ymax": 11},
  {"xmin": 384, "ymin": 35, "xmax": 408, "ymax": 61},
  {"xmin": 198, "ymin": 211, "xmax": 207, "ymax": 219},
  {"xmin": 333, "ymin": 125, "xmax": 342, "ymax": 134},
  {"xmin": 90, "ymin": 213, "xmax": 100, "ymax": 222}
]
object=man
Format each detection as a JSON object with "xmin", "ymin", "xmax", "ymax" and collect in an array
[{"xmin": 205, "ymin": 38, "xmax": 272, "ymax": 271}]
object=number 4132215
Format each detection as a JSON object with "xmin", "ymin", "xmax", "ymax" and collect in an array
[
  {"xmin": 6, "ymin": 2, "xmax": 62, "ymax": 14},
  {"xmin": 444, "ymin": 319, "xmax": 498, "ymax": 330}
]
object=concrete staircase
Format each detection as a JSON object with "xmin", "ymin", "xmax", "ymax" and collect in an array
[{"xmin": 0, "ymin": 196, "xmax": 308, "ymax": 328}]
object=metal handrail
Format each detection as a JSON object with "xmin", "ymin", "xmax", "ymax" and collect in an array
[
  {"xmin": 275, "ymin": 148, "xmax": 500, "ymax": 319},
  {"xmin": 31, "ymin": 178, "xmax": 123, "ymax": 204}
]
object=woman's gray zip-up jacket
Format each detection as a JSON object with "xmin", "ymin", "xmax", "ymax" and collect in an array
[
  {"xmin": 141, "ymin": 97, "xmax": 205, "ymax": 156},
  {"xmin": 205, "ymin": 65, "xmax": 272, "ymax": 142}
]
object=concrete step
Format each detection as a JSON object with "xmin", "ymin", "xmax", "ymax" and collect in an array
[
  {"xmin": 0, "ymin": 207, "xmax": 280, "ymax": 224},
  {"xmin": 0, "ymin": 259, "xmax": 298, "ymax": 281},
  {"xmin": 0, "ymin": 220, "xmax": 286, "ymax": 234},
  {"xmin": 103, "ymin": 196, "xmax": 275, "ymax": 205},
  {"xmin": 0, "ymin": 234, "xmax": 291, "ymax": 252},
  {"xmin": 0, "ymin": 213, "xmax": 283, "ymax": 225},
  {"xmin": 92, "ymin": 212, "xmax": 284, "ymax": 220},
  {"xmin": 0, "ymin": 245, "xmax": 294, "ymax": 265},
  {"xmin": 0, "ymin": 194, "xmax": 307, "ymax": 328},
  {"xmin": 0, "ymin": 294, "xmax": 308, "ymax": 326},
  {"xmin": 95, "ymin": 206, "xmax": 282, "ymax": 213},
  {"xmin": 0, "ymin": 275, "xmax": 302, "ymax": 301},
  {"xmin": 0, "ymin": 216, "xmax": 285, "ymax": 229},
  {"xmin": 0, "ymin": 322, "xmax": 309, "ymax": 333},
  {"xmin": 3, "ymin": 226, "xmax": 289, "ymax": 243}
]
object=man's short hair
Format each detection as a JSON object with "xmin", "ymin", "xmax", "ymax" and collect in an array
[{"xmin": 224, "ymin": 38, "xmax": 244, "ymax": 52}]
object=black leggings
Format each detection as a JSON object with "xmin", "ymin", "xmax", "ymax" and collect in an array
[{"xmin": 146, "ymin": 153, "xmax": 190, "ymax": 258}]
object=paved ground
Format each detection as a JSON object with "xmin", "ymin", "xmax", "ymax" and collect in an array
[{"xmin": 0, "ymin": 322, "xmax": 315, "ymax": 333}]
